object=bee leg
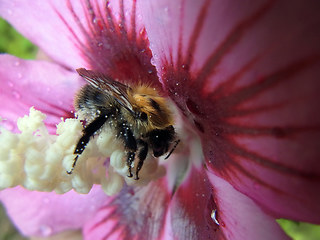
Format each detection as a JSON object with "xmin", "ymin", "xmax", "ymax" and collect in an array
[
  {"xmin": 135, "ymin": 140, "xmax": 148, "ymax": 180},
  {"xmin": 67, "ymin": 135, "xmax": 90, "ymax": 174},
  {"xmin": 126, "ymin": 152, "xmax": 135, "ymax": 178},
  {"xmin": 118, "ymin": 122, "xmax": 137, "ymax": 178},
  {"xmin": 67, "ymin": 112, "xmax": 109, "ymax": 174}
]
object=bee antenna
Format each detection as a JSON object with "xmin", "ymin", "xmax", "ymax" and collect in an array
[
  {"xmin": 164, "ymin": 139, "xmax": 180, "ymax": 160},
  {"xmin": 66, "ymin": 155, "xmax": 79, "ymax": 174}
]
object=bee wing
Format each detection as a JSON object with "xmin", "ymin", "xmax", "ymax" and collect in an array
[{"xmin": 76, "ymin": 68, "xmax": 134, "ymax": 113}]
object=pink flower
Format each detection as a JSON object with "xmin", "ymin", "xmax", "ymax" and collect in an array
[{"xmin": 1, "ymin": 0, "xmax": 320, "ymax": 239}]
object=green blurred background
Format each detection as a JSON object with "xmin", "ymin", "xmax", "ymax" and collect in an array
[
  {"xmin": 0, "ymin": 18, "xmax": 36, "ymax": 59},
  {"xmin": 0, "ymin": 17, "xmax": 320, "ymax": 240}
]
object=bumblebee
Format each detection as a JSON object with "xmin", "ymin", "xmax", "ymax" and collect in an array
[{"xmin": 67, "ymin": 68, "xmax": 179, "ymax": 179}]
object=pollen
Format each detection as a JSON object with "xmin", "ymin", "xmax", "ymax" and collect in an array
[{"xmin": 0, "ymin": 107, "xmax": 165, "ymax": 196}]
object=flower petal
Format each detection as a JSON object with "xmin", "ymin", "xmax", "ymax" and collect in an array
[
  {"xmin": 83, "ymin": 180, "xmax": 170, "ymax": 240},
  {"xmin": 0, "ymin": 185, "xmax": 108, "ymax": 237},
  {"xmin": 167, "ymin": 166, "xmax": 222, "ymax": 240},
  {"xmin": 0, "ymin": 0, "xmax": 85, "ymax": 68},
  {"xmin": 141, "ymin": 0, "xmax": 320, "ymax": 222},
  {"xmin": 207, "ymin": 172, "xmax": 289, "ymax": 240},
  {"xmin": 0, "ymin": 0, "xmax": 160, "ymax": 87},
  {"xmin": 0, "ymin": 55, "xmax": 80, "ymax": 133}
]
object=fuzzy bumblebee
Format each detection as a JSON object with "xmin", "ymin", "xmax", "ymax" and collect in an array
[{"xmin": 67, "ymin": 68, "xmax": 179, "ymax": 179}]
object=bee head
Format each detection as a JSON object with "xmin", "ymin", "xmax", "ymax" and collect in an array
[{"xmin": 129, "ymin": 86, "xmax": 174, "ymax": 130}]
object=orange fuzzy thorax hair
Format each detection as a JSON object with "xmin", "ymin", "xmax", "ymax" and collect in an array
[{"xmin": 128, "ymin": 85, "xmax": 174, "ymax": 131}]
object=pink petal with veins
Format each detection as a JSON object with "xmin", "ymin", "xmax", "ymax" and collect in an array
[
  {"xmin": 68, "ymin": 0, "xmax": 161, "ymax": 87},
  {"xmin": 167, "ymin": 166, "xmax": 289, "ymax": 239},
  {"xmin": 0, "ymin": 185, "xmax": 108, "ymax": 237},
  {"xmin": 207, "ymin": 172, "xmax": 289, "ymax": 240},
  {"xmin": 167, "ymin": 166, "xmax": 222, "ymax": 240},
  {"xmin": 0, "ymin": 0, "xmax": 87, "ymax": 69},
  {"xmin": 83, "ymin": 180, "xmax": 170, "ymax": 240},
  {"xmin": 140, "ymin": 0, "xmax": 320, "ymax": 222},
  {"xmin": 71, "ymin": 0, "xmax": 161, "ymax": 87},
  {"xmin": 0, "ymin": 0, "xmax": 160, "ymax": 88},
  {"xmin": 0, "ymin": 55, "xmax": 80, "ymax": 133}
]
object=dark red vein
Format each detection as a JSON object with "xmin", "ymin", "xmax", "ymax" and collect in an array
[
  {"xmin": 196, "ymin": 1, "xmax": 276, "ymax": 86},
  {"xmin": 216, "ymin": 56, "xmax": 319, "ymax": 110},
  {"xmin": 184, "ymin": 0, "xmax": 210, "ymax": 69},
  {"xmin": 130, "ymin": 0, "xmax": 137, "ymax": 43},
  {"xmin": 177, "ymin": 0, "xmax": 186, "ymax": 69}
]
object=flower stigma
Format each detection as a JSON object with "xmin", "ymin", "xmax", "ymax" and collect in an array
[{"xmin": 0, "ymin": 107, "xmax": 166, "ymax": 196}]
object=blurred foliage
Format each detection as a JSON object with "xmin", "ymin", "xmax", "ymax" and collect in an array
[
  {"xmin": 1, "ymin": 16, "xmax": 320, "ymax": 240},
  {"xmin": 0, "ymin": 18, "xmax": 37, "ymax": 59},
  {"xmin": 0, "ymin": 204, "xmax": 26, "ymax": 240},
  {"xmin": 278, "ymin": 219, "xmax": 320, "ymax": 240}
]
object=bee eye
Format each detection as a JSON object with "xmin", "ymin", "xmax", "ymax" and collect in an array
[{"xmin": 140, "ymin": 112, "xmax": 148, "ymax": 121}]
